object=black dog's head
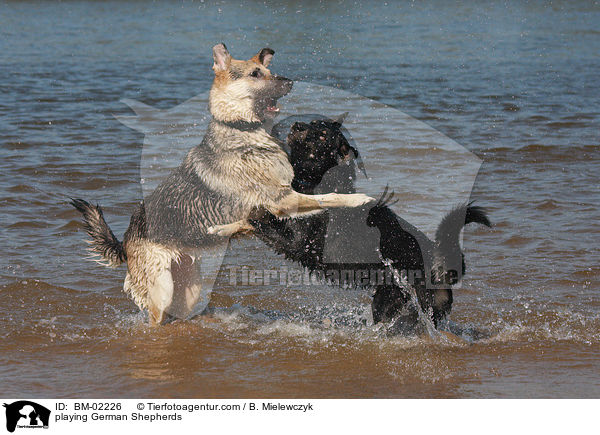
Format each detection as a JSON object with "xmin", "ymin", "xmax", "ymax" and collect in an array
[{"xmin": 287, "ymin": 114, "xmax": 365, "ymax": 193}]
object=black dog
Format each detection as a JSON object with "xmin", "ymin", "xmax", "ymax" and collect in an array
[{"xmin": 251, "ymin": 115, "xmax": 490, "ymax": 333}]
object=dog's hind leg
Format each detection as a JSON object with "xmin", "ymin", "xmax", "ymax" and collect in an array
[
  {"xmin": 147, "ymin": 267, "xmax": 174, "ymax": 326},
  {"xmin": 148, "ymin": 301, "xmax": 168, "ymax": 326},
  {"xmin": 145, "ymin": 254, "xmax": 209, "ymax": 324},
  {"xmin": 169, "ymin": 253, "xmax": 207, "ymax": 319}
]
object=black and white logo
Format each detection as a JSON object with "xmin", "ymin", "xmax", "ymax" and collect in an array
[{"xmin": 3, "ymin": 401, "xmax": 50, "ymax": 433}]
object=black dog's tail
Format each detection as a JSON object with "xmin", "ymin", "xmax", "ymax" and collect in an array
[
  {"xmin": 432, "ymin": 203, "xmax": 491, "ymax": 281},
  {"xmin": 70, "ymin": 199, "xmax": 126, "ymax": 267}
]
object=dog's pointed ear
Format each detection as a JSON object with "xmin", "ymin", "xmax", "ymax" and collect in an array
[
  {"xmin": 212, "ymin": 43, "xmax": 231, "ymax": 72},
  {"xmin": 288, "ymin": 122, "xmax": 309, "ymax": 144},
  {"xmin": 332, "ymin": 112, "xmax": 349, "ymax": 126},
  {"xmin": 291, "ymin": 121, "xmax": 309, "ymax": 132},
  {"xmin": 296, "ymin": 129, "xmax": 309, "ymax": 143},
  {"xmin": 252, "ymin": 48, "xmax": 275, "ymax": 67}
]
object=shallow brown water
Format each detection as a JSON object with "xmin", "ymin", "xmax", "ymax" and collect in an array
[{"xmin": 1, "ymin": 1, "xmax": 599, "ymax": 398}]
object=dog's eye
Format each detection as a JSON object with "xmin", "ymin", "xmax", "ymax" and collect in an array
[{"xmin": 250, "ymin": 69, "xmax": 263, "ymax": 78}]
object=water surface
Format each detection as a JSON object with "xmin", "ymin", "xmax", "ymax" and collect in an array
[{"xmin": 1, "ymin": 1, "xmax": 599, "ymax": 398}]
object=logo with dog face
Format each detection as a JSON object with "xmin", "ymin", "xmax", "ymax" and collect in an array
[{"xmin": 3, "ymin": 401, "xmax": 50, "ymax": 432}]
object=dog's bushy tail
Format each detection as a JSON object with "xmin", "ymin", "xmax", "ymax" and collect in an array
[
  {"xmin": 70, "ymin": 198, "xmax": 126, "ymax": 267},
  {"xmin": 432, "ymin": 203, "xmax": 491, "ymax": 281}
]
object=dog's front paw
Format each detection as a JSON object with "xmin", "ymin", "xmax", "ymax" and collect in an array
[{"xmin": 350, "ymin": 193, "xmax": 376, "ymax": 207}]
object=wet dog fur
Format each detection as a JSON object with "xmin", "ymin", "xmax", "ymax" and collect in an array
[{"xmin": 71, "ymin": 44, "xmax": 375, "ymax": 325}]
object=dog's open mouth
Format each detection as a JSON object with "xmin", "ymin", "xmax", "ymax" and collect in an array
[
  {"xmin": 257, "ymin": 77, "xmax": 293, "ymax": 119},
  {"xmin": 264, "ymin": 98, "xmax": 280, "ymax": 113},
  {"xmin": 257, "ymin": 97, "xmax": 282, "ymax": 119}
]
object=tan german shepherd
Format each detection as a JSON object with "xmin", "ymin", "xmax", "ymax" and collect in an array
[{"xmin": 72, "ymin": 44, "xmax": 374, "ymax": 325}]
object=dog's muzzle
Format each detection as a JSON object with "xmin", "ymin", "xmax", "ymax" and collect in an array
[
  {"xmin": 263, "ymin": 75, "xmax": 293, "ymax": 114},
  {"xmin": 271, "ymin": 75, "xmax": 293, "ymax": 97}
]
